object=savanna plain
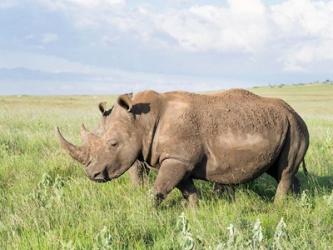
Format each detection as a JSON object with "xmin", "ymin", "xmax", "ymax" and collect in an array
[{"xmin": 0, "ymin": 84, "xmax": 332, "ymax": 249}]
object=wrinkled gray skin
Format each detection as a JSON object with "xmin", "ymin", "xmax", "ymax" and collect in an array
[
  {"xmin": 98, "ymin": 102, "xmax": 228, "ymax": 191},
  {"xmin": 57, "ymin": 89, "xmax": 309, "ymax": 206}
]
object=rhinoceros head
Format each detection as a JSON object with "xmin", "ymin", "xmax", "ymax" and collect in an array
[{"xmin": 57, "ymin": 93, "xmax": 142, "ymax": 182}]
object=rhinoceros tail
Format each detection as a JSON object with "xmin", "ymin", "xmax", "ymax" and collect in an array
[{"xmin": 302, "ymin": 159, "xmax": 309, "ymax": 176}]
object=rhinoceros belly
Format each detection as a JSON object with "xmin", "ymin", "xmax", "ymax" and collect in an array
[{"xmin": 202, "ymin": 131, "xmax": 284, "ymax": 184}]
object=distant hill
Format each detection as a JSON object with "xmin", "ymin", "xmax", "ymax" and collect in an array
[
  {"xmin": 252, "ymin": 80, "xmax": 333, "ymax": 89},
  {"xmin": 0, "ymin": 67, "xmax": 90, "ymax": 82}
]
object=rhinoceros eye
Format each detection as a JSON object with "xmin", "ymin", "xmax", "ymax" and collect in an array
[{"xmin": 108, "ymin": 139, "xmax": 118, "ymax": 148}]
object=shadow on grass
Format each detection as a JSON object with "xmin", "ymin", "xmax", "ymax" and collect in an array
[
  {"xmin": 232, "ymin": 172, "xmax": 333, "ymax": 202},
  {"xmin": 300, "ymin": 173, "xmax": 333, "ymax": 194},
  {"xmin": 130, "ymin": 170, "xmax": 333, "ymax": 209},
  {"xmin": 183, "ymin": 172, "xmax": 333, "ymax": 207}
]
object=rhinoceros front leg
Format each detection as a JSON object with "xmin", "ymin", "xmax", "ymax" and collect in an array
[
  {"xmin": 153, "ymin": 158, "xmax": 190, "ymax": 206},
  {"xmin": 128, "ymin": 161, "xmax": 150, "ymax": 186},
  {"xmin": 177, "ymin": 178, "xmax": 198, "ymax": 207}
]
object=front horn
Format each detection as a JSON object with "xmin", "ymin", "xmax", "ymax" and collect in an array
[{"xmin": 56, "ymin": 127, "xmax": 88, "ymax": 164}]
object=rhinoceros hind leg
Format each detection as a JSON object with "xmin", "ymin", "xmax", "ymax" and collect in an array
[
  {"xmin": 274, "ymin": 175, "xmax": 293, "ymax": 203},
  {"xmin": 291, "ymin": 176, "xmax": 300, "ymax": 194},
  {"xmin": 273, "ymin": 172, "xmax": 303, "ymax": 203},
  {"xmin": 153, "ymin": 159, "xmax": 189, "ymax": 207},
  {"xmin": 272, "ymin": 132, "xmax": 307, "ymax": 203},
  {"xmin": 177, "ymin": 178, "xmax": 198, "ymax": 207},
  {"xmin": 268, "ymin": 164, "xmax": 299, "ymax": 203}
]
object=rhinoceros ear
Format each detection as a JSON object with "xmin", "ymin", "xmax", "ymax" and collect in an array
[
  {"xmin": 98, "ymin": 102, "xmax": 113, "ymax": 116},
  {"xmin": 99, "ymin": 102, "xmax": 107, "ymax": 114},
  {"xmin": 117, "ymin": 93, "xmax": 133, "ymax": 112}
]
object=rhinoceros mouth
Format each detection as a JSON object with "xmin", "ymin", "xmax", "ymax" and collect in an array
[
  {"xmin": 90, "ymin": 167, "xmax": 111, "ymax": 183},
  {"xmin": 90, "ymin": 175, "xmax": 111, "ymax": 183},
  {"xmin": 93, "ymin": 178, "xmax": 110, "ymax": 183}
]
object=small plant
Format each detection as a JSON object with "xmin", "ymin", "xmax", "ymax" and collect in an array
[
  {"xmin": 273, "ymin": 217, "xmax": 289, "ymax": 249},
  {"xmin": 323, "ymin": 190, "xmax": 333, "ymax": 208},
  {"xmin": 300, "ymin": 190, "xmax": 314, "ymax": 209},
  {"xmin": 216, "ymin": 218, "xmax": 290, "ymax": 249},
  {"xmin": 30, "ymin": 173, "xmax": 66, "ymax": 207},
  {"xmin": 0, "ymin": 141, "xmax": 9, "ymax": 158},
  {"xmin": 60, "ymin": 240, "xmax": 75, "ymax": 250},
  {"xmin": 39, "ymin": 173, "xmax": 53, "ymax": 188},
  {"xmin": 94, "ymin": 226, "xmax": 112, "ymax": 250},
  {"xmin": 226, "ymin": 223, "xmax": 236, "ymax": 248},
  {"xmin": 251, "ymin": 218, "xmax": 264, "ymax": 249},
  {"xmin": 176, "ymin": 212, "xmax": 195, "ymax": 250},
  {"xmin": 53, "ymin": 175, "xmax": 65, "ymax": 201},
  {"xmin": 217, "ymin": 223, "xmax": 241, "ymax": 249},
  {"xmin": 0, "ymin": 220, "xmax": 6, "ymax": 234}
]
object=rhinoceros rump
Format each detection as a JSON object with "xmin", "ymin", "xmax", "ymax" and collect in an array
[{"xmin": 57, "ymin": 89, "xmax": 309, "ymax": 205}]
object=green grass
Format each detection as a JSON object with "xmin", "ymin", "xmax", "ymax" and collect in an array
[{"xmin": 0, "ymin": 84, "xmax": 333, "ymax": 249}]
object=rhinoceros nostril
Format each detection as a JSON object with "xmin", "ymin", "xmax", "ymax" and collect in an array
[
  {"xmin": 90, "ymin": 167, "xmax": 110, "ymax": 182},
  {"xmin": 102, "ymin": 167, "xmax": 110, "ymax": 180},
  {"xmin": 93, "ymin": 172, "xmax": 101, "ymax": 179}
]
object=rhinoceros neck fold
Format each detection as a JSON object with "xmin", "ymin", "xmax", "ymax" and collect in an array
[
  {"xmin": 135, "ymin": 92, "xmax": 162, "ymax": 166},
  {"xmin": 141, "ymin": 113, "xmax": 160, "ymax": 165}
]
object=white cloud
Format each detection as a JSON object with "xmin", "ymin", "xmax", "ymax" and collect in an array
[
  {"xmin": 271, "ymin": 0, "xmax": 333, "ymax": 38},
  {"xmin": 279, "ymin": 39, "xmax": 333, "ymax": 72},
  {"xmin": 150, "ymin": 0, "xmax": 333, "ymax": 72},
  {"xmin": 156, "ymin": 0, "xmax": 269, "ymax": 53},
  {"xmin": 153, "ymin": 0, "xmax": 333, "ymax": 71},
  {"xmin": 41, "ymin": 33, "xmax": 59, "ymax": 44},
  {"xmin": 271, "ymin": 0, "xmax": 333, "ymax": 71},
  {"xmin": 7, "ymin": 0, "xmax": 333, "ymax": 74},
  {"xmin": 47, "ymin": 0, "xmax": 332, "ymax": 72}
]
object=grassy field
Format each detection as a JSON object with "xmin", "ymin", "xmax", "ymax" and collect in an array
[{"xmin": 0, "ymin": 84, "xmax": 332, "ymax": 249}]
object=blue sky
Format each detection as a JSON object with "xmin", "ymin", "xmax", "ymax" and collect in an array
[{"xmin": 0, "ymin": 0, "xmax": 333, "ymax": 94}]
